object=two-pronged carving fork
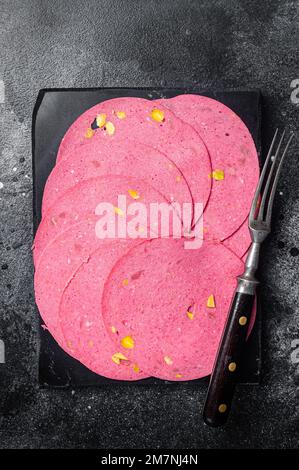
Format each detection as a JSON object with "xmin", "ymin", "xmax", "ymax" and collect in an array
[{"xmin": 203, "ymin": 130, "xmax": 294, "ymax": 427}]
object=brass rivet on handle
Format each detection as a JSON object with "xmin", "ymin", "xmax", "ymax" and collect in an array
[
  {"xmin": 228, "ymin": 362, "xmax": 237, "ymax": 372},
  {"xmin": 239, "ymin": 316, "xmax": 248, "ymax": 326},
  {"xmin": 218, "ymin": 404, "xmax": 227, "ymax": 413}
]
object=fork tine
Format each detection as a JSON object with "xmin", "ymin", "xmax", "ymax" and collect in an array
[
  {"xmin": 249, "ymin": 129, "xmax": 279, "ymax": 222},
  {"xmin": 258, "ymin": 130, "xmax": 286, "ymax": 220},
  {"xmin": 265, "ymin": 133, "xmax": 294, "ymax": 224}
]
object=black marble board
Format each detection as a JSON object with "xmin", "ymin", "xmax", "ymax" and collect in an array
[{"xmin": 32, "ymin": 88, "xmax": 262, "ymax": 387}]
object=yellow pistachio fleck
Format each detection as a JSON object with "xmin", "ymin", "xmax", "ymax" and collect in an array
[
  {"xmin": 186, "ymin": 303, "xmax": 195, "ymax": 320},
  {"xmin": 112, "ymin": 356, "xmax": 120, "ymax": 365},
  {"xmin": 132, "ymin": 364, "xmax": 140, "ymax": 373},
  {"xmin": 116, "ymin": 111, "xmax": 126, "ymax": 119},
  {"xmin": 150, "ymin": 108, "xmax": 165, "ymax": 123},
  {"xmin": 85, "ymin": 127, "xmax": 95, "ymax": 139},
  {"xmin": 175, "ymin": 373, "xmax": 183, "ymax": 378},
  {"xmin": 111, "ymin": 326, "xmax": 117, "ymax": 334},
  {"xmin": 114, "ymin": 352, "xmax": 128, "ymax": 360},
  {"xmin": 96, "ymin": 113, "xmax": 106, "ymax": 128},
  {"xmin": 187, "ymin": 311, "xmax": 194, "ymax": 320},
  {"xmin": 112, "ymin": 352, "xmax": 128, "ymax": 365},
  {"xmin": 105, "ymin": 121, "xmax": 115, "ymax": 135},
  {"xmin": 121, "ymin": 336, "xmax": 135, "ymax": 349},
  {"xmin": 114, "ymin": 206, "xmax": 124, "ymax": 216},
  {"xmin": 128, "ymin": 189, "xmax": 140, "ymax": 200},
  {"xmin": 176, "ymin": 175, "xmax": 182, "ymax": 183},
  {"xmin": 164, "ymin": 355, "xmax": 173, "ymax": 365},
  {"xmin": 122, "ymin": 278, "xmax": 129, "ymax": 286},
  {"xmin": 210, "ymin": 169, "xmax": 225, "ymax": 180},
  {"xmin": 207, "ymin": 294, "xmax": 216, "ymax": 308}
]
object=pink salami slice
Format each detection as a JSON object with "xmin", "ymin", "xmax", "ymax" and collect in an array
[
  {"xmin": 35, "ymin": 216, "xmax": 102, "ymax": 346},
  {"xmin": 59, "ymin": 241, "xmax": 148, "ymax": 380},
  {"xmin": 42, "ymin": 140, "xmax": 192, "ymax": 217},
  {"xmin": 155, "ymin": 94, "xmax": 259, "ymax": 241},
  {"xmin": 102, "ymin": 239, "xmax": 246, "ymax": 381},
  {"xmin": 56, "ymin": 97, "xmax": 212, "ymax": 213},
  {"xmin": 34, "ymin": 217, "xmax": 148, "ymax": 380},
  {"xmin": 34, "ymin": 175, "xmax": 180, "ymax": 266}
]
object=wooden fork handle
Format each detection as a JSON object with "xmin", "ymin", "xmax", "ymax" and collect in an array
[{"xmin": 203, "ymin": 291, "xmax": 255, "ymax": 427}]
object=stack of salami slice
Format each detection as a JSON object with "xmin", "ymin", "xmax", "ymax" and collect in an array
[{"xmin": 34, "ymin": 95, "xmax": 259, "ymax": 381}]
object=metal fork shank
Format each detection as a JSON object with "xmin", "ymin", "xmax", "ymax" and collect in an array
[
  {"xmin": 236, "ymin": 242, "xmax": 260, "ymax": 295},
  {"xmin": 237, "ymin": 223, "xmax": 270, "ymax": 294}
]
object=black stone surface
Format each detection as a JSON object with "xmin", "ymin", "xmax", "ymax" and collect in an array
[{"xmin": 0, "ymin": 0, "xmax": 298, "ymax": 449}]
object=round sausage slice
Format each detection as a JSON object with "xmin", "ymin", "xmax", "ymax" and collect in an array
[
  {"xmin": 56, "ymin": 96, "xmax": 212, "ymax": 214},
  {"xmin": 102, "ymin": 239, "xmax": 245, "ymax": 381},
  {"xmin": 155, "ymin": 94, "xmax": 259, "ymax": 242}
]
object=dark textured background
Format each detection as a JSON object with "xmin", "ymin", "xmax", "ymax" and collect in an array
[{"xmin": 0, "ymin": 0, "xmax": 298, "ymax": 449}]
